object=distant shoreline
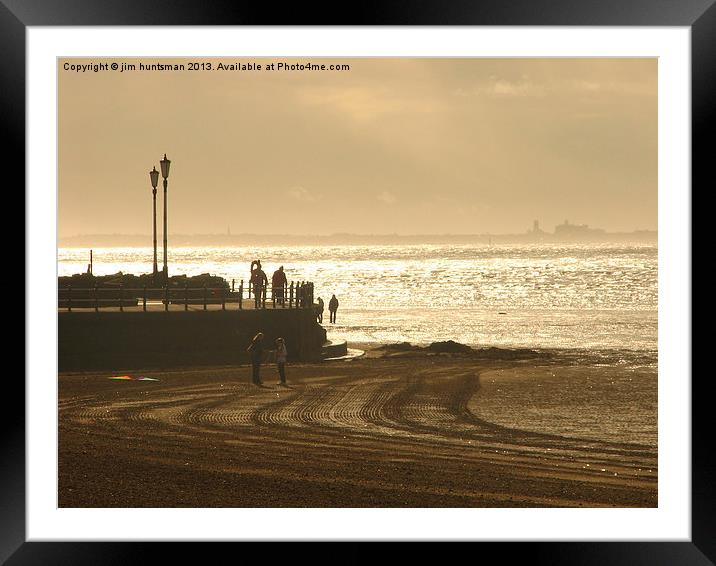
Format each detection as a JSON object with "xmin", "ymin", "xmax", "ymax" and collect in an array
[{"xmin": 59, "ymin": 231, "xmax": 658, "ymax": 247}]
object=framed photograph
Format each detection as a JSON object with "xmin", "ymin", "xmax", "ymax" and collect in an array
[{"xmin": 10, "ymin": 1, "xmax": 706, "ymax": 563}]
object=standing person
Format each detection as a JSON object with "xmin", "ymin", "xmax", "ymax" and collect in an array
[
  {"xmin": 275, "ymin": 337, "xmax": 288, "ymax": 385},
  {"xmin": 249, "ymin": 260, "xmax": 259, "ymax": 306},
  {"xmin": 328, "ymin": 294, "xmax": 339, "ymax": 323},
  {"xmin": 251, "ymin": 261, "xmax": 268, "ymax": 309},
  {"xmin": 250, "ymin": 259, "xmax": 259, "ymax": 287},
  {"xmin": 316, "ymin": 296, "xmax": 324, "ymax": 323},
  {"xmin": 272, "ymin": 266, "xmax": 288, "ymax": 306},
  {"xmin": 246, "ymin": 332, "xmax": 264, "ymax": 385}
]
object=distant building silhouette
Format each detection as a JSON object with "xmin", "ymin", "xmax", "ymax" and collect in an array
[
  {"xmin": 528, "ymin": 219, "xmax": 543, "ymax": 234},
  {"xmin": 554, "ymin": 220, "xmax": 605, "ymax": 237}
]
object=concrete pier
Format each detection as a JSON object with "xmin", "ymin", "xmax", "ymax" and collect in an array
[{"xmin": 58, "ymin": 307, "xmax": 327, "ymax": 372}]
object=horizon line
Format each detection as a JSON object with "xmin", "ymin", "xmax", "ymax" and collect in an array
[{"xmin": 60, "ymin": 229, "xmax": 658, "ymax": 238}]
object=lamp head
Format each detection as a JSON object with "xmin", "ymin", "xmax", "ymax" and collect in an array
[
  {"xmin": 149, "ymin": 166, "xmax": 159, "ymax": 189},
  {"xmin": 159, "ymin": 154, "xmax": 171, "ymax": 179}
]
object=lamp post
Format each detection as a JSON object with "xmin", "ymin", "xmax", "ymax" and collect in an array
[
  {"xmin": 159, "ymin": 154, "xmax": 171, "ymax": 281},
  {"xmin": 149, "ymin": 166, "xmax": 159, "ymax": 278}
]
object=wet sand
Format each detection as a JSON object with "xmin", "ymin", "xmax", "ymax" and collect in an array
[{"xmin": 58, "ymin": 347, "xmax": 657, "ymax": 508}]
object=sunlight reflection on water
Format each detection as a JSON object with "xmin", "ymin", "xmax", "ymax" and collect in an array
[{"xmin": 59, "ymin": 243, "xmax": 657, "ymax": 358}]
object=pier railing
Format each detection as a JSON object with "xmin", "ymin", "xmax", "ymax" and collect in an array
[{"xmin": 58, "ymin": 281, "xmax": 315, "ymax": 312}]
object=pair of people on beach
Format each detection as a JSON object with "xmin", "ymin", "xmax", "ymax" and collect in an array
[
  {"xmin": 315, "ymin": 294, "xmax": 339, "ymax": 323},
  {"xmin": 246, "ymin": 332, "xmax": 287, "ymax": 386}
]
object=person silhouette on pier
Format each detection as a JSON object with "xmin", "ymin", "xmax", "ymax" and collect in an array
[
  {"xmin": 246, "ymin": 332, "xmax": 265, "ymax": 385},
  {"xmin": 272, "ymin": 266, "xmax": 288, "ymax": 306},
  {"xmin": 328, "ymin": 294, "xmax": 339, "ymax": 323},
  {"xmin": 250, "ymin": 260, "xmax": 267, "ymax": 308},
  {"xmin": 250, "ymin": 260, "xmax": 259, "ymax": 299}
]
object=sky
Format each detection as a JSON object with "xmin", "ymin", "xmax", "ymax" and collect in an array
[{"xmin": 58, "ymin": 58, "xmax": 657, "ymax": 237}]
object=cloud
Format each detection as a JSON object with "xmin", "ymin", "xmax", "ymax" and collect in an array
[
  {"xmin": 471, "ymin": 75, "xmax": 546, "ymax": 98},
  {"xmin": 465, "ymin": 75, "xmax": 655, "ymax": 99},
  {"xmin": 377, "ymin": 191, "xmax": 397, "ymax": 205},
  {"xmin": 299, "ymin": 85, "xmax": 443, "ymax": 122},
  {"xmin": 286, "ymin": 186, "xmax": 319, "ymax": 202}
]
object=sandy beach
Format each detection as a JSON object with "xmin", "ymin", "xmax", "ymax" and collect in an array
[{"xmin": 58, "ymin": 344, "xmax": 657, "ymax": 508}]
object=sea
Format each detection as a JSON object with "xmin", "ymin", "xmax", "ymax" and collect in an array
[{"xmin": 58, "ymin": 242, "xmax": 657, "ymax": 368}]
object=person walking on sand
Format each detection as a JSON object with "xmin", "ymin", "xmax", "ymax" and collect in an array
[
  {"xmin": 316, "ymin": 296, "xmax": 324, "ymax": 323},
  {"xmin": 251, "ymin": 261, "xmax": 268, "ymax": 309},
  {"xmin": 328, "ymin": 294, "xmax": 339, "ymax": 323},
  {"xmin": 246, "ymin": 332, "xmax": 265, "ymax": 385},
  {"xmin": 272, "ymin": 266, "xmax": 288, "ymax": 306},
  {"xmin": 275, "ymin": 337, "xmax": 288, "ymax": 385}
]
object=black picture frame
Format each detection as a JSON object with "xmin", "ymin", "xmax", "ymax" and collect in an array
[{"xmin": 8, "ymin": 1, "xmax": 706, "ymax": 564}]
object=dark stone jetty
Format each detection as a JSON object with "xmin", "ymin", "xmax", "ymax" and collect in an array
[{"xmin": 58, "ymin": 273, "xmax": 326, "ymax": 372}]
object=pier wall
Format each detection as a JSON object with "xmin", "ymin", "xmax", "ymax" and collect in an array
[{"xmin": 58, "ymin": 309, "xmax": 326, "ymax": 372}]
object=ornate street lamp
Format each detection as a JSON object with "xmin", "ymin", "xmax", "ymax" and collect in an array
[
  {"xmin": 149, "ymin": 166, "xmax": 159, "ymax": 277},
  {"xmin": 159, "ymin": 154, "xmax": 171, "ymax": 280}
]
